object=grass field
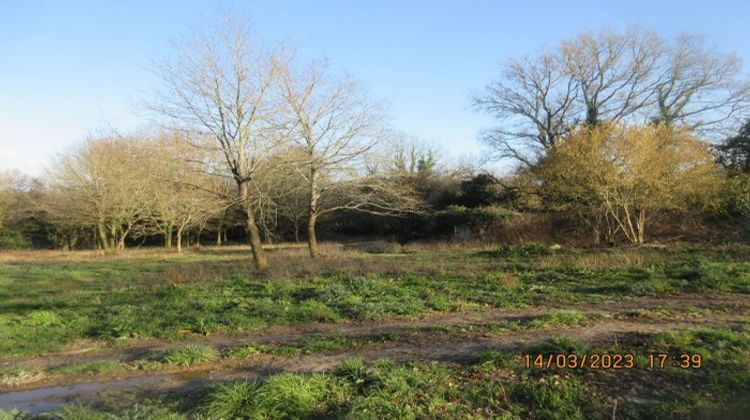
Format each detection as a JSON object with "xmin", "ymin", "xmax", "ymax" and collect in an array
[{"xmin": 0, "ymin": 242, "xmax": 749, "ymax": 418}]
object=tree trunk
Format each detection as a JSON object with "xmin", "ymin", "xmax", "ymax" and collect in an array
[
  {"xmin": 164, "ymin": 225, "xmax": 173, "ymax": 248},
  {"xmin": 117, "ymin": 224, "xmax": 131, "ymax": 251},
  {"xmin": 216, "ymin": 222, "xmax": 222, "ymax": 246},
  {"xmin": 239, "ymin": 180, "xmax": 268, "ymax": 269},
  {"xmin": 307, "ymin": 212, "xmax": 319, "ymax": 258},
  {"xmin": 176, "ymin": 225, "xmax": 184, "ymax": 253},
  {"xmin": 68, "ymin": 233, "xmax": 78, "ymax": 250},
  {"xmin": 307, "ymin": 167, "xmax": 320, "ymax": 258},
  {"xmin": 97, "ymin": 222, "xmax": 109, "ymax": 251},
  {"xmin": 293, "ymin": 217, "xmax": 300, "ymax": 243},
  {"xmin": 116, "ymin": 231, "xmax": 127, "ymax": 250},
  {"xmin": 636, "ymin": 210, "xmax": 646, "ymax": 244},
  {"xmin": 109, "ymin": 224, "xmax": 118, "ymax": 250}
]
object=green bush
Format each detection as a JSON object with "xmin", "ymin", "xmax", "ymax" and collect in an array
[
  {"xmin": 434, "ymin": 205, "xmax": 517, "ymax": 237},
  {"xmin": 0, "ymin": 227, "xmax": 32, "ymax": 249}
]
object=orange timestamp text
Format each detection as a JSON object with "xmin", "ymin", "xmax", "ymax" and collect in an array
[{"xmin": 523, "ymin": 353, "xmax": 703, "ymax": 369}]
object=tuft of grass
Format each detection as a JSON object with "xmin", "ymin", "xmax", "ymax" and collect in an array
[
  {"xmin": 478, "ymin": 242, "xmax": 553, "ymax": 258},
  {"xmin": 510, "ymin": 375, "xmax": 605, "ymax": 419},
  {"xmin": 0, "ymin": 364, "xmax": 42, "ymax": 386},
  {"xmin": 258, "ymin": 373, "xmax": 341, "ymax": 418},
  {"xmin": 274, "ymin": 333, "xmax": 398, "ymax": 356},
  {"xmin": 49, "ymin": 360, "xmax": 121, "ymax": 376},
  {"xmin": 333, "ymin": 358, "xmax": 370, "ymax": 384},
  {"xmin": 527, "ymin": 310, "xmax": 589, "ymax": 328},
  {"xmin": 650, "ymin": 328, "xmax": 749, "ymax": 362},
  {"xmin": 23, "ymin": 310, "xmax": 64, "ymax": 327},
  {"xmin": 50, "ymin": 400, "xmax": 186, "ymax": 420},
  {"xmin": 0, "ymin": 408, "xmax": 32, "ymax": 419},
  {"xmin": 144, "ymin": 345, "xmax": 220, "ymax": 368},
  {"xmin": 227, "ymin": 343, "xmax": 268, "ymax": 359},
  {"xmin": 200, "ymin": 381, "xmax": 262, "ymax": 419},
  {"xmin": 475, "ymin": 350, "xmax": 516, "ymax": 369}
]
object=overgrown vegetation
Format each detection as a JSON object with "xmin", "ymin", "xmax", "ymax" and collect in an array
[
  {"xmin": 1, "ymin": 245, "xmax": 748, "ymax": 357},
  {"xmin": 3, "ymin": 326, "xmax": 746, "ymax": 419}
]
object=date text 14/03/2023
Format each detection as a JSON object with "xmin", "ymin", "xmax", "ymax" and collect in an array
[{"xmin": 523, "ymin": 353, "xmax": 703, "ymax": 370}]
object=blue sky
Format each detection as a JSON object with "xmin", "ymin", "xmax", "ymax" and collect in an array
[{"xmin": 1, "ymin": 0, "xmax": 749, "ymax": 174}]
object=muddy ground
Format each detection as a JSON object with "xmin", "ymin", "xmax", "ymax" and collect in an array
[{"xmin": 1, "ymin": 293, "xmax": 748, "ymax": 414}]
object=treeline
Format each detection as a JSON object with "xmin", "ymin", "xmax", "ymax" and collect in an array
[{"xmin": 1, "ymin": 23, "xmax": 750, "ymax": 266}]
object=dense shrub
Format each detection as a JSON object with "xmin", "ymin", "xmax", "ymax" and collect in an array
[{"xmin": 0, "ymin": 227, "xmax": 32, "ymax": 249}]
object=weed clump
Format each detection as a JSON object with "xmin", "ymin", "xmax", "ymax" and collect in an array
[
  {"xmin": 527, "ymin": 311, "xmax": 589, "ymax": 328},
  {"xmin": 479, "ymin": 242, "xmax": 553, "ymax": 258},
  {"xmin": 510, "ymin": 375, "xmax": 605, "ymax": 419},
  {"xmin": 50, "ymin": 360, "xmax": 121, "ymax": 376}
]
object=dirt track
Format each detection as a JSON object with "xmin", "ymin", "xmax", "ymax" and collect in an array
[{"xmin": 1, "ymin": 293, "xmax": 748, "ymax": 413}]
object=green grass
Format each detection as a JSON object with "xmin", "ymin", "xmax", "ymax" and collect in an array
[
  {"xmin": 227, "ymin": 343, "xmax": 269, "ymax": 359},
  {"xmin": 274, "ymin": 332, "xmax": 400, "ymax": 356},
  {"xmin": 161, "ymin": 345, "xmax": 220, "ymax": 367},
  {"xmin": 0, "ymin": 363, "xmax": 41, "ymax": 386},
  {"xmin": 0, "ymin": 245, "xmax": 748, "ymax": 358},
  {"xmin": 136, "ymin": 344, "xmax": 221, "ymax": 370},
  {"xmin": 1, "ymin": 245, "xmax": 748, "ymax": 418},
  {"xmin": 527, "ymin": 310, "xmax": 591, "ymax": 328},
  {"xmin": 6, "ymin": 325, "xmax": 750, "ymax": 419}
]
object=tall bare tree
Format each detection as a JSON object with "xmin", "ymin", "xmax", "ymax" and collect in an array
[
  {"xmin": 141, "ymin": 133, "xmax": 228, "ymax": 253},
  {"xmin": 561, "ymin": 26, "xmax": 663, "ymax": 126},
  {"xmin": 150, "ymin": 18, "xmax": 283, "ymax": 269},
  {"xmin": 475, "ymin": 26, "xmax": 750, "ymax": 166},
  {"xmin": 473, "ymin": 52, "xmax": 580, "ymax": 166},
  {"xmin": 49, "ymin": 135, "xmax": 149, "ymax": 251},
  {"xmin": 281, "ymin": 59, "xmax": 424, "ymax": 256},
  {"xmin": 280, "ymin": 59, "xmax": 382, "ymax": 257},
  {"xmin": 652, "ymin": 35, "xmax": 750, "ymax": 136}
]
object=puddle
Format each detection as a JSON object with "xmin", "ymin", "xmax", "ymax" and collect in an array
[
  {"xmin": 625, "ymin": 396, "xmax": 661, "ymax": 405},
  {"xmin": 0, "ymin": 375, "xmax": 168, "ymax": 414}
]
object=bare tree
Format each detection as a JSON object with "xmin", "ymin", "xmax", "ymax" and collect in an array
[
  {"xmin": 475, "ymin": 26, "xmax": 750, "ymax": 166},
  {"xmin": 561, "ymin": 26, "xmax": 663, "ymax": 126},
  {"xmin": 280, "ymin": 59, "xmax": 423, "ymax": 256},
  {"xmin": 652, "ymin": 35, "xmax": 750, "ymax": 136},
  {"xmin": 150, "ymin": 17, "xmax": 283, "ymax": 269},
  {"xmin": 367, "ymin": 133, "xmax": 443, "ymax": 176},
  {"xmin": 279, "ymin": 59, "xmax": 382, "ymax": 257},
  {"xmin": 141, "ymin": 133, "xmax": 228, "ymax": 253},
  {"xmin": 256, "ymin": 146, "xmax": 309, "ymax": 242},
  {"xmin": 473, "ymin": 52, "xmax": 580, "ymax": 166},
  {"xmin": 49, "ymin": 135, "xmax": 149, "ymax": 251}
]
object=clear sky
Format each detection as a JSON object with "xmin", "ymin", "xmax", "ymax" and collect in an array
[{"xmin": 1, "ymin": 0, "xmax": 749, "ymax": 175}]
